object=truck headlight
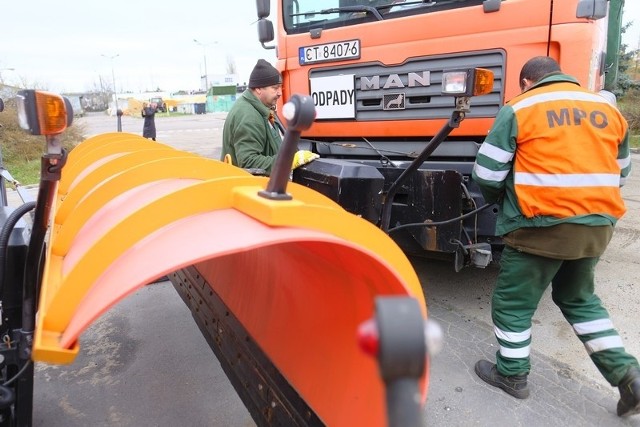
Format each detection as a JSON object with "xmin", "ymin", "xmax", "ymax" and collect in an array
[{"xmin": 441, "ymin": 68, "xmax": 494, "ymax": 97}]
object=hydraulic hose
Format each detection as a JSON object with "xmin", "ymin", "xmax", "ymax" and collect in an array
[
  {"xmin": 387, "ymin": 203, "xmax": 492, "ymax": 234},
  {"xmin": 0, "ymin": 202, "xmax": 36, "ymax": 298},
  {"xmin": 2, "ymin": 360, "xmax": 31, "ymax": 387}
]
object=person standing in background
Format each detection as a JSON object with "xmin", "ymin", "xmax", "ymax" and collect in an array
[{"xmin": 142, "ymin": 102, "xmax": 157, "ymax": 141}]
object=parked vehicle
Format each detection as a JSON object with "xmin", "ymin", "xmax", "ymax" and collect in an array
[
  {"xmin": 149, "ymin": 96, "xmax": 167, "ymax": 112},
  {"xmin": 65, "ymin": 94, "xmax": 85, "ymax": 117}
]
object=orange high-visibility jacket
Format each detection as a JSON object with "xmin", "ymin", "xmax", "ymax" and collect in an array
[
  {"xmin": 510, "ymin": 81, "xmax": 627, "ymax": 219},
  {"xmin": 473, "ymin": 73, "xmax": 631, "ymax": 235}
]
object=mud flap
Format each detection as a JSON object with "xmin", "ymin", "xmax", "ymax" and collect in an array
[{"xmin": 454, "ymin": 245, "xmax": 465, "ymax": 272}]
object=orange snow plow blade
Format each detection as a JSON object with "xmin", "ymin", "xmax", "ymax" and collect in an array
[{"xmin": 34, "ymin": 132, "xmax": 428, "ymax": 426}]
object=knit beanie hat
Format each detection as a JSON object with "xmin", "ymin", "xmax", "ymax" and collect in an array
[{"xmin": 248, "ymin": 59, "xmax": 282, "ymax": 88}]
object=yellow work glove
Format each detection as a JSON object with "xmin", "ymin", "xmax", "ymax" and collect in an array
[{"xmin": 292, "ymin": 150, "xmax": 319, "ymax": 169}]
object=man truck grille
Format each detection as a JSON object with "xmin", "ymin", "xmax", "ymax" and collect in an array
[{"xmin": 308, "ymin": 50, "xmax": 505, "ymax": 121}]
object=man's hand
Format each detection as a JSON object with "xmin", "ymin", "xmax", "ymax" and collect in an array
[{"xmin": 292, "ymin": 150, "xmax": 319, "ymax": 169}]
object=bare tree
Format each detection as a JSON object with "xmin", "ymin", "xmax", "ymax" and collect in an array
[
  {"xmin": 14, "ymin": 75, "xmax": 49, "ymax": 91},
  {"xmin": 80, "ymin": 75, "xmax": 113, "ymax": 112},
  {"xmin": 91, "ymin": 75, "xmax": 112, "ymax": 93},
  {"xmin": 226, "ymin": 55, "xmax": 237, "ymax": 75}
]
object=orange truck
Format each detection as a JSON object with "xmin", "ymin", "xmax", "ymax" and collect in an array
[{"xmin": 255, "ymin": 0, "xmax": 625, "ymax": 270}]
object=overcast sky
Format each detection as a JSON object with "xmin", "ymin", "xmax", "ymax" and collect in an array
[
  {"xmin": 0, "ymin": 0, "xmax": 638, "ymax": 94},
  {"xmin": 618, "ymin": 1, "xmax": 640, "ymax": 55},
  {"xmin": 1, "ymin": 0, "xmax": 278, "ymax": 93}
]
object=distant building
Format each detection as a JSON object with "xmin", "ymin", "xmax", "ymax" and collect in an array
[
  {"xmin": 207, "ymin": 85, "xmax": 237, "ymax": 112},
  {"xmin": 72, "ymin": 92, "xmax": 108, "ymax": 112},
  {"xmin": 200, "ymin": 73, "xmax": 239, "ymax": 91}
]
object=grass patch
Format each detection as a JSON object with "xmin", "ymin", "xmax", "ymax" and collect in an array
[
  {"xmin": 619, "ymin": 89, "xmax": 640, "ymax": 150},
  {"xmin": 5, "ymin": 158, "xmax": 42, "ymax": 186},
  {"xmin": 619, "ymin": 89, "xmax": 640, "ymax": 139},
  {"xmin": 1, "ymin": 103, "xmax": 84, "ymax": 185}
]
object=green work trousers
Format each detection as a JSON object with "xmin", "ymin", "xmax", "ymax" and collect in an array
[{"xmin": 492, "ymin": 246, "xmax": 639, "ymax": 385}]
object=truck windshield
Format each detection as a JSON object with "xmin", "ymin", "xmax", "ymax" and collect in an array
[{"xmin": 282, "ymin": 0, "xmax": 483, "ymax": 34}]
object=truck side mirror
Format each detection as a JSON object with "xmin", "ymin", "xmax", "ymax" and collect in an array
[
  {"xmin": 256, "ymin": 0, "xmax": 270, "ymax": 18},
  {"xmin": 576, "ymin": 0, "xmax": 607, "ymax": 20},
  {"xmin": 258, "ymin": 19, "xmax": 276, "ymax": 50},
  {"xmin": 482, "ymin": 0, "xmax": 501, "ymax": 13}
]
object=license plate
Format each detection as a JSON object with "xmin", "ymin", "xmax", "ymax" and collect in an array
[{"xmin": 299, "ymin": 40, "xmax": 360, "ymax": 65}]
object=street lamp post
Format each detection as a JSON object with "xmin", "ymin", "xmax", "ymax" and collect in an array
[
  {"xmin": 193, "ymin": 39, "xmax": 217, "ymax": 92},
  {"xmin": 101, "ymin": 54, "xmax": 121, "ymax": 131}
]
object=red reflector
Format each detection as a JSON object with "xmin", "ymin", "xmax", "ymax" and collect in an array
[{"xmin": 357, "ymin": 318, "xmax": 379, "ymax": 357}]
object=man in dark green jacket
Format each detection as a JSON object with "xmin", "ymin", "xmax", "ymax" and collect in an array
[
  {"xmin": 221, "ymin": 59, "xmax": 283, "ymax": 174},
  {"xmin": 222, "ymin": 59, "xmax": 319, "ymax": 174}
]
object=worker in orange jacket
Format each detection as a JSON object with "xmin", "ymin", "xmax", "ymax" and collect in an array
[{"xmin": 471, "ymin": 56, "xmax": 638, "ymax": 417}]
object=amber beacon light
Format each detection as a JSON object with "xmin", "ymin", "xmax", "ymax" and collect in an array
[{"xmin": 17, "ymin": 90, "xmax": 73, "ymax": 136}]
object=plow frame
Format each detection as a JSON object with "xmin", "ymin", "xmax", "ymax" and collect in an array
[{"xmin": 0, "ymin": 92, "xmax": 432, "ymax": 427}]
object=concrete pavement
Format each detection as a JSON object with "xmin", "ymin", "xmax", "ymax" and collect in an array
[
  {"xmin": 31, "ymin": 275, "xmax": 640, "ymax": 426},
  {"xmin": 425, "ymin": 291, "xmax": 637, "ymax": 426}
]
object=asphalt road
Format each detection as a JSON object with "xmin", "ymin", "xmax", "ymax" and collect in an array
[
  {"xmin": 30, "ymin": 112, "xmax": 640, "ymax": 426},
  {"xmin": 79, "ymin": 111, "xmax": 227, "ymax": 159}
]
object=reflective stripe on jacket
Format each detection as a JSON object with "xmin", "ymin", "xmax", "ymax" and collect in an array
[{"xmin": 510, "ymin": 82, "xmax": 627, "ymax": 219}]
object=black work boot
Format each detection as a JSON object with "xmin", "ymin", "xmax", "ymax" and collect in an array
[
  {"xmin": 617, "ymin": 366, "xmax": 640, "ymax": 417},
  {"xmin": 475, "ymin": 359, "xmax": 530, "ymax": 399}
]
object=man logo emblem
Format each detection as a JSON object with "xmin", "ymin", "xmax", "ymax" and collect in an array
[{"xmin": 384, "ymin": 93, "xmax": 405, "ymax": 110}]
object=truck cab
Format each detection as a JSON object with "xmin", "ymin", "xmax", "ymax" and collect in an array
[{"xmin": 255, "ymin": 0, "xmax": 618, "ymax": 269}]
